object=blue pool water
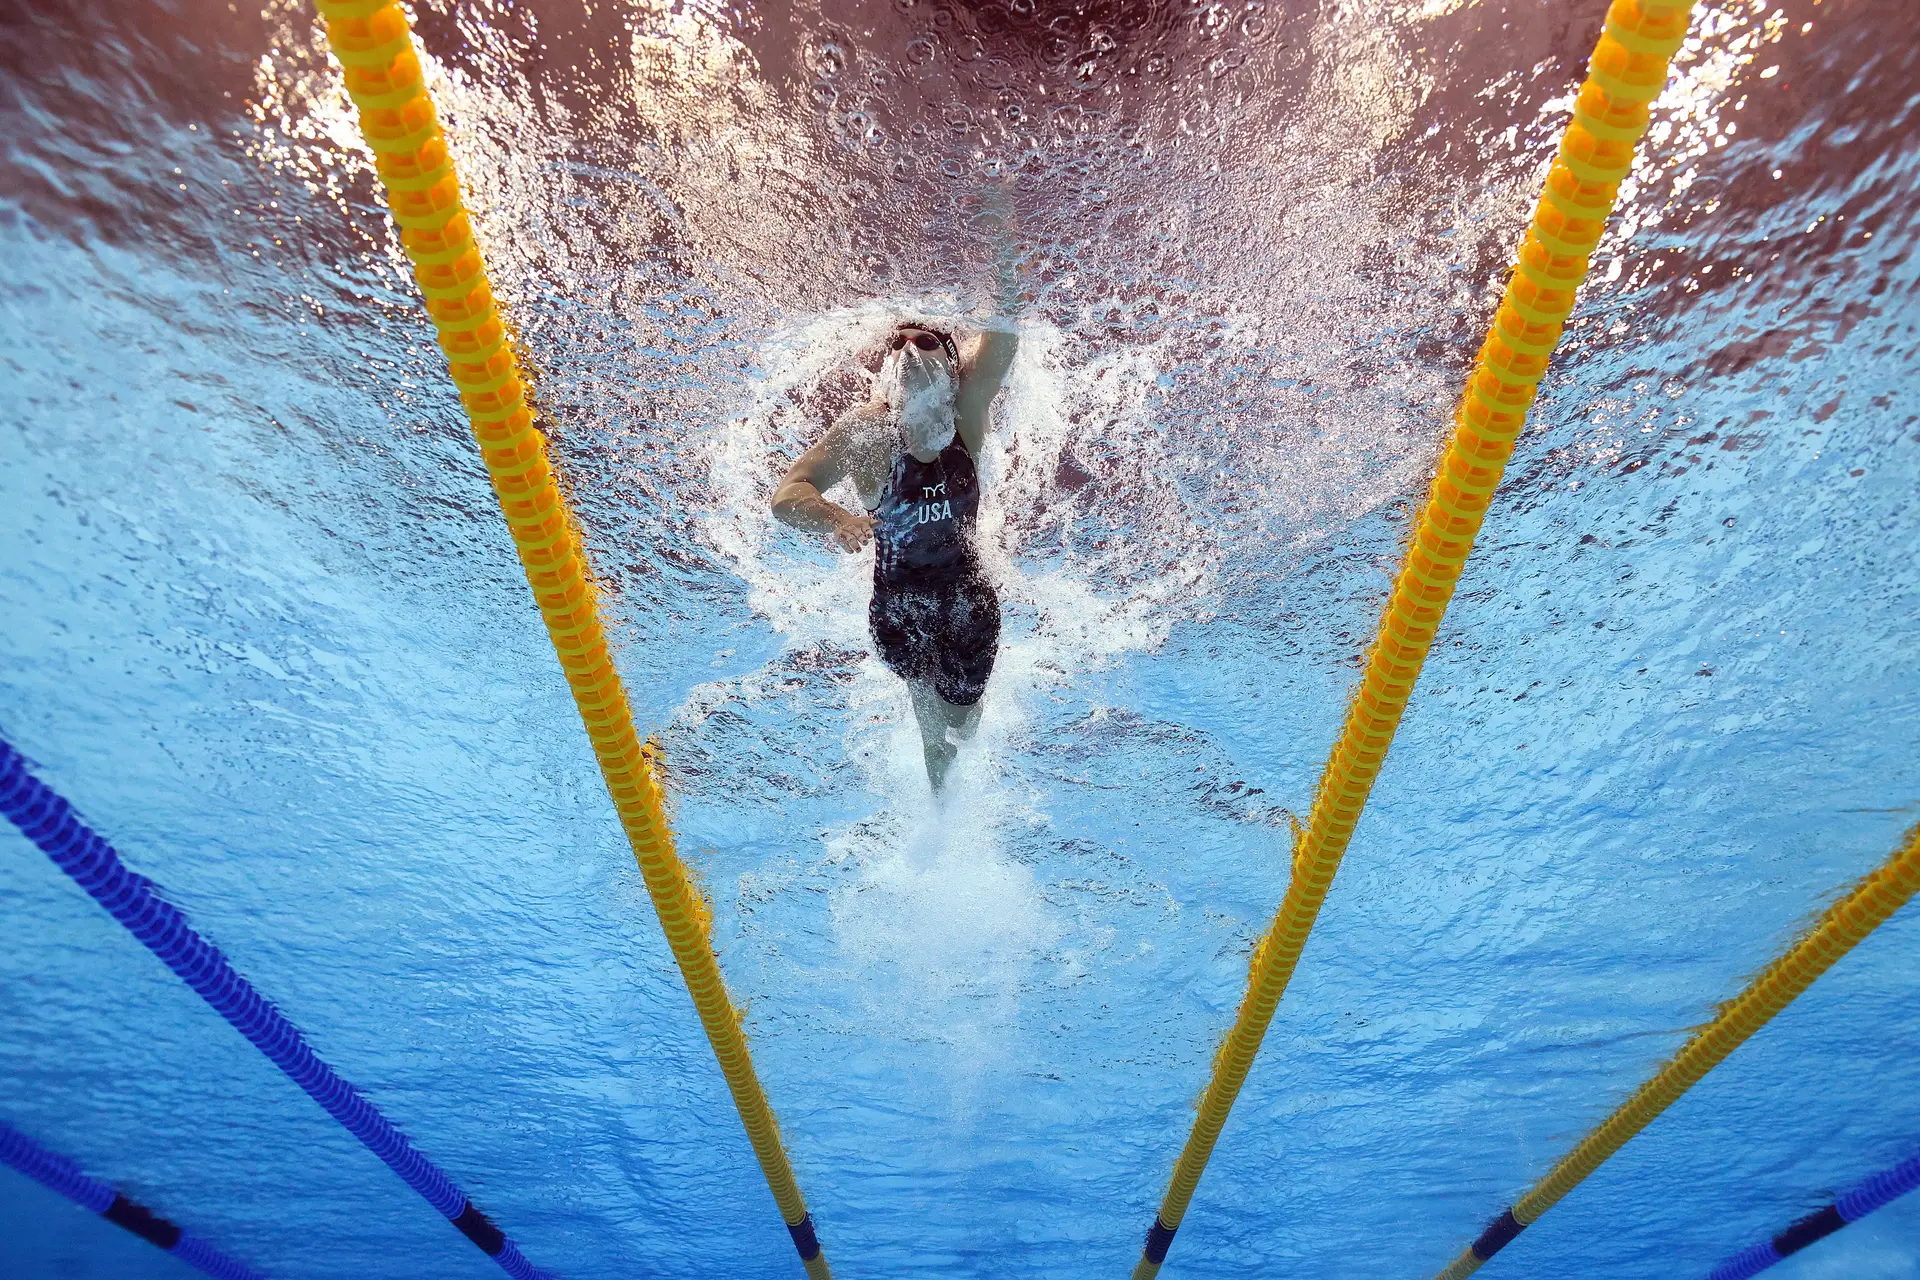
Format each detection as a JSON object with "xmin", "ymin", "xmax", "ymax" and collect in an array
[{"xmin": 2, "ymin": 0, "xmax": 1917, "ymax": 1276}]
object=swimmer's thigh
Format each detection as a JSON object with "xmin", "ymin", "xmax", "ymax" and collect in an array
[
  {"xmin": 931, "ymin": 578, "xmax": 1001, "ymax": 707},
  {"xmin": 869, "ymin": 589, "xmax": 938, "ymax": 684}
]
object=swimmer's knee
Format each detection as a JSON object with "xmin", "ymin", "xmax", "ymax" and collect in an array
[
  {"xmin": 935, "ymin": 680, "xmax": 985, "ymax": 710},
  {"xmin": 942, "ymin": 697, "xmax": 983, "ymax": 735}
]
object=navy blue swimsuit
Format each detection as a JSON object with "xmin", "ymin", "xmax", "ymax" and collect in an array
[{"xmin": 868, "ymin": 436, "xmax": 1001, "ymax": 706}]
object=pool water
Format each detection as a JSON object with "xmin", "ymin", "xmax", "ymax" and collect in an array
[{"xmin": 2, "ymin": 0, "xmax": 1917, "ymax": 1276}]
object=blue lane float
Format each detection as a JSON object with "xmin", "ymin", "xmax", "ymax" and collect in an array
[
  {"xmin": 1707, "ymin": 1148, "xmax": 1920, "ymax": 1279},
  {"xmin": 0, "ymin": 736, "xmax": 546, "ymax": 1280},
  {"xmin": 1, "ymin": 1120, "xmax": 267, "ymax": 1280}
]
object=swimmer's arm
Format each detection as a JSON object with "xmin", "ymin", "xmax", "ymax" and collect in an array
[
  {"xmin": 956, "ymin": 183, "xmax": 1021, "ymax": 454},
  {"xmin": 771, "ymin": 414, "xmax": 874, "ymax": 552},
  {"xmin": 954, "ymin": 327, "xmax": 1018, "ymax": 455}
]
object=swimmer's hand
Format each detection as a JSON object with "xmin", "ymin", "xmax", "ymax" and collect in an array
[{"xmin": 828, "ymin": 510, "xmax": 874, "ymax": 553}]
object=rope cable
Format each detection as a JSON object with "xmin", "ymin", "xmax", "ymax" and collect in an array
[
  {"xmin": 1, "ymin": 1120, "xmax": 270, "ymax": 1280},
  {"xmin": 1705, "ymin": 1147, "xmax": 1920, "ymax": 1279},
  {"xmin": 1432, "ymin": 822, "xmax": 1920, "ymax": 1279},
  {"xmin": 1128, "ymin": 2, "xmax": 1698, "ymax": 1274},
  {"xmin": 0, "ymin": 739, "xmax": 542, "ymax": 1278},
  {"xmin": 308, "ymin": 2, "xmax": 830, "ymax": 1273}
]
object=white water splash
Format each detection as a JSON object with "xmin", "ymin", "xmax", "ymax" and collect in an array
[{"xmin": 693, "ymin": 300, "xmax": 1208, "ymax": 1076}]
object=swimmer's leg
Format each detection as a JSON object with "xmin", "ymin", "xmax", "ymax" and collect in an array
[
  {"xmin": 948, "ymin": 697, "xmax": 983, "ymax": 742},
  {"xmin": 907, "ymin": 680, "xmax": 959, "ymax": 789},
  {"xmin": 907, "ymin": 682, "xmax": 986, "ymax": 791},
  {"xmin": 900, "ymin": 577, "xmax": 997, "ymax": 790}
]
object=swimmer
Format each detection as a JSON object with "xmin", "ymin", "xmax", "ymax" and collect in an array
[{"xmin": 771, "ymin": 309, "xmax": 1018, "ymax": 790}]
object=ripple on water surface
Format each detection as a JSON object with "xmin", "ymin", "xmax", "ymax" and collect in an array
[{"xmin": 1, "ymin": 0, "xmax": 1917, "ymax": 1277}]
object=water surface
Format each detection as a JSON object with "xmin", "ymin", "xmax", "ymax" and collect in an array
[{"xmin": 2, "ymin": 0, "xmax": 1917, "ymax": 1276}]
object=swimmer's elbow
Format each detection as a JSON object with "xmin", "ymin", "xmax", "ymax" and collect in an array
[{"xmin": 770, "ymin": 482, "xmax": 812, "ymax": 526}]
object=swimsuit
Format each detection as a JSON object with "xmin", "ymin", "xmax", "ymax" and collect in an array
[{"xmin": 868, "ymin": 434, "xmax": 1000, "ymax": 706}]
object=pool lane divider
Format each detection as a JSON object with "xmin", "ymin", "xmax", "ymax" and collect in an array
[
  {"xmin": 1430, "ymin": 822, "xmax": 1920, "ymax": 1279},
  {"xmin": 308, "ymin": 2, "xmax": 831, "ymax": 1275},
  {"xmin": 1705, "ymin": 1147, "xmax": 1920, "ymax": 1279},
  {"xmin": 0, "ymin": 739, "xmax": 544, "ymax": 1280},
  {"xmin": 0, "ymin": 1120, "xmax": 267, "ymax": 1280},
  {"xmin": 1129, "ymin": 1, "xmax": 1699, "ymax": 1274}
]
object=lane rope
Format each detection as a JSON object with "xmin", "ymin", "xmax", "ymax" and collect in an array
[
  {"xmin": 1431, "ymin": 822, "xmax": 1920, "ymax": 1279},
  {"xmin": 0, "ymin": 738, "xmax": 544, "ymax": 1280},
  {"xmin": 1706, "ymin": 1147, "xmax": 1920, "ymax": 1279},
  {"xmin": 307, "ymin": 3, "xmax": 830, "ymax": 1274},
  {"xmin": 0, "ymin": 1120, "xmax": 268, "ymax": 1280},
  {"xmin": 1129, "ymin": 2, "xmax": 1698, "ymax": 1274}
]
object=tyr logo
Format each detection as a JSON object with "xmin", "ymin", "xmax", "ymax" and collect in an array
[{"xmin": 922, "ymin": 481, "xmax": 948, "ymax": 499}]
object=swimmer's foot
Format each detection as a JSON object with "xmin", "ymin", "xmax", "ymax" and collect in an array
[{"xmin": 923, "ymin": 741, "xmax": 957, "ymax": 792}]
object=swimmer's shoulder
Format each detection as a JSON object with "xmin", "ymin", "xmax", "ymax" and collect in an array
[
  {"xmin": 830, "ymin": 397, "xmax": 894, "ymax": 450},
  {"xmin": 839, "ymin": 395, "xmax": 891, "ymax": 429},
  {"xmin": 821, "ymin": 397, "xmax": 894, "ymax": 494}
]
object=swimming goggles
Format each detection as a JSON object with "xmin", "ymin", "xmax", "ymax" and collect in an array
[{"xmin": 889, "ymin": 326, "xmax": 960, "ymax": 365}]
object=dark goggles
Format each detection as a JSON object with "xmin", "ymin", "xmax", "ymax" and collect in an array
[{"xmin": 889, "ymin": 327, "xmax": 958, "ymax": 365}]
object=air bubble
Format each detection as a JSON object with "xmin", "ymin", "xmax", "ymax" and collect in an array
[{"xmin": 1070, "ymin": 57, "xmax": 1111, "ymax": 91}]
